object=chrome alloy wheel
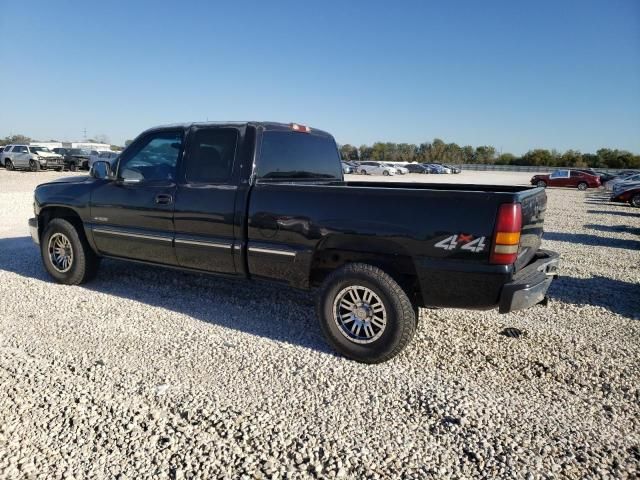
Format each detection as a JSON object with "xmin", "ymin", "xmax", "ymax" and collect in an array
[
  {"xmin": 48, "ymin": 232, "xmax": 74, "ymax": 273},
  {"xmin": 333, "ymin": 285, "xmax": 387, "ymax": 344}
]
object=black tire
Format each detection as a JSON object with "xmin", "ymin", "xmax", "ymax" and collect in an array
[
  {"xmin": 383, "ymin": 170, "xmax": 390, "ymax": 176},
  {"xmin": 40, "ymin": 218, "xmax": 100, "ymax": 285},
  {"xmin": 316, "ymin": 263, "xmax": 417, "ymax": 363},
  {"xmin": 56, "ymin": 167, "xmax": 63, "ymax": 172},
  {"xmin": 536, "ymin": 180, "xmax": 546, "ymax": 188},
  {"xmin": 69, "ymin": 162, "xmax": 77, "ymax": 172},
  {"xmin": 360, "ymin": 169, "xmax": 367, "ymax": 175},
  {"xmin": 5, "ymin": 159, "xmax": 14, "ymax": 171},
  {"xmin": 631, "ymin": 194, "xmax": 640, "ymax": 208},
  {"xmin": 29, "ymin": 159, "xmax": 40, "ymax": 172},
  {"xmin": 577, "ymin": 182, "xmax": 588, "ymax": 191}
]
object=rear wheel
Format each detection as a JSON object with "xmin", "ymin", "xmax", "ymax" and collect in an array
[
  {"xmin": 631, "ymin": 194, "xmax": 640, "ymax": 208},
  {"xmin": 41, "ymin": 218, "xmax": 100, "ymax": 285},
  {"xmin": 577, "ymin": 182, "xmax": 588, "ymax": 191},
  {"xmin": 5, "ymin": 159, "xmax": 14, "ymax": 171},
  {"xmin": 317, "ymin": 263, "xmax": 417, "ymax": 363},
  {"xmin": 536, "ymin": 180, "xmax": 546, "ymax": 188},
  {"xmin": 29, "ymin": 159, "xmax": 40, "ymax": 172}
]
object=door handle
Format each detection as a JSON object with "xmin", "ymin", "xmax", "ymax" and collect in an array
[{"xmin": 155, "ymin": 194, "xmax": 173, "ymax": 205}]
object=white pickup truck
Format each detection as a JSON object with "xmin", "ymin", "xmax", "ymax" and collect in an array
[{"xmin": 2, "ymin": 145, "xmax": 65, "ymax": 171}]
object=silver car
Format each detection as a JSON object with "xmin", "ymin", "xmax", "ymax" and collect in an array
[{"xmin": 2, "ymin": 145, "xmax": 64, "ymax": 171}]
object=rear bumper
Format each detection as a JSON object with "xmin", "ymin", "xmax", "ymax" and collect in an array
[
  {"xmin": 28, "ymin": 217, "xmax": 39, "ymax": 245},
  {"xmin": 498, "ymin": 249, "xmax": 559, "ymax": 313}
]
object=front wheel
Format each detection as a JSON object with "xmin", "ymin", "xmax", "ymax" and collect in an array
[
  {"xmin": 537, "ymin": 180, "xmax": 547, "ymax": 188},
  {"xmin": 5, "ymin": 160, "xmax": 14, "ymax": 171},
  {"xmin": 577, "ymin": 182, "xmax": 588, "ymax": 191},
  {"xmin": 360, "ymin": 169, "xmax": 367, "ymax": 175},
  {"xmin": 41, "ymin": 218, "xmax": 100, "ymax": 285},
  {"xmin": 631, "ymin": 194, "xmax": 640, "ymax": 208},
  {"xmin": 382, "ymin": 170, "xmax": 390, "ymax": 176},
  {"xmin": 317, "ymin": 263, "xmax": 417, "ymax": 363},
  {"xmin": 69, "ymin": 162, "xmax": 77, "ymax": 172}
]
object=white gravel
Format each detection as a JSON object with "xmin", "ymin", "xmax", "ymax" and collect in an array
[{"xmin": 0, "ymin": 168, "xmax": 639, "ymax": 479}]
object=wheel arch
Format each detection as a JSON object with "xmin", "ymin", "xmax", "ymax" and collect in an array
[
  {"xmin": 38, "ymin": 206, "xmax": 94, "ymax": 250},
  {"xmin": 309, "ymin": 235, "xmax": 423, "ymax": 305}
]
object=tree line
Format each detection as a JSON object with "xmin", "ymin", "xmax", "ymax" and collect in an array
[{"xmin": 340, "ymin": 139, "xmax": 640, "ymax": 169}]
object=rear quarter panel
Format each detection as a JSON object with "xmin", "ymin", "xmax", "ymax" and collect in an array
[{"xmin": 246, "ymin": 183, "xmax": 534, "ymax": 295}]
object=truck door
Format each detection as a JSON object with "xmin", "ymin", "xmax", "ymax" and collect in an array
[
  {"xmin": 90, "ymin": 130, "xmax": 183, "ymax": 265},
  {"xmin": 172, "ymin": 126, "xmax": 240, "ymax": 274}
]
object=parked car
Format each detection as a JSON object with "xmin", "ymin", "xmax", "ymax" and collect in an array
[
  {"xmin": 606, "ymin": 173, "xmax": 640, "ymax": 192},
  {"xmin": 612, "ymin": 176, "xmax": 640, "ymax": 196},
  {"xmin": 404, "ymin": 163, "xmax": 431, "ymax": 174},
  {"xmin": 390, "ymin": 163, "xmax": 409, "ymax": 175},
  {"xmin": 433, "ymin": 163, "xmax": 461, "ymax": 174},
  {"xmin": 2, "ymin": 145, "xmax": 64, "ymax": 171},
  {"xmin": 611, "ymin": 184, "xmax": 640, "ymax": 207},
  {"xmin": 530, "ymin": 169, "xmax": 601, "ymax": 190},
  {"xmin": 53, "ymin": 148, "xmax": 92, "ymax": 171},
  {"xmin": 358, "ymin": 161, "xmax": 397, "ymax": 176},
  {"xmin": 428, "ymin": 164, "xmax": 451, "ymax": 174},
  {"xmin": 29, "ymin": 121, "xmax": 559, "ymax": 363},
  {"xmin": 89, "ymin": 150, "xmax": 120, "ymax": 169},
  {"xmin": 341, "ymin": 162, "xmax": 353, "ymax": 174}
]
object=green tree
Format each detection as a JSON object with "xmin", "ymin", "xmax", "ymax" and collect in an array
[
  {"xmin": 2, "ymin": 134, "xmax": 31, "ymax": 145},
  {"xmin": 462, "ymin": 145, "xmax": 475, "ymax": 163},
  {"xmin": 475, "ymin": 146, "xmax": 496, "ymax": 164},
  {"xmin": 339, "ymin": 144, "xmax": 359, "ymax": 161},
  {"xmin": 495, "ymin": 153, "xmax": 516, "ymax": 165},
  {"xmin": 520, "ymin": 149, "xmax": 553, "ymax": 166},
  {"xmin": 560, "ymin": 149, "xmax": 584, "ymax": 167}
]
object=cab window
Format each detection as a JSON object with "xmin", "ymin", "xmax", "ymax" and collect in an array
[
  {"xmin": 185, "ymin": 128, "xmax": 238, "ymax": 183},
  {"xmin": 118, "ymin": 131, "xmax": 183, "ymax": 182},
  {"xmin": 256, "ymin": 131, "xmax": 342, "ymax": 181}
]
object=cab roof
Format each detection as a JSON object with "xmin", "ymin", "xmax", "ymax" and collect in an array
[{"xmin": 142, "ymin": 121, "xmax": 333, "ymax": 138}]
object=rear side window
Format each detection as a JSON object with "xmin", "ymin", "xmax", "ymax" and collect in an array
[
  {"xmin": 185, "ymin": 128, "xmax": 238, "ymax": 183},
  {"xmin": 256, "ymin": 131, "xmax": 342, "ymax": 181}
]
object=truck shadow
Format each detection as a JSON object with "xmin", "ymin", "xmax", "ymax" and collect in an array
[
  {"xmin": 548, "ymin": 275, "xmax": 640, "ymax": 319},
  {"xmin": 584, "ymin": 224, "xmax": 640, "ymax": 236},
  {"xmin": 0, "ymin": 236, "xmax": 336, "ymax": 356},
  {"xmin": 586, "ymin": 209, "xmax": 640, "ymax": 218},
  {"xmin": 543, "ymin": 231, "xmax": 640, "ymax": 250}
]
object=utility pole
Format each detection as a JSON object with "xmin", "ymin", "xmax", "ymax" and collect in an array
[{"xmin": 83, "ymin": 128, "xmax": 87, "ymax": 141}]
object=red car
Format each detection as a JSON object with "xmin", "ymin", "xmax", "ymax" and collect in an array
[
  {"xmin": 530, "ymin": 169, "xmax": 601, "ymax": 190},
  {"xmin": 611, "ymin": 185, "xmax": 640, "ymax": 207}
]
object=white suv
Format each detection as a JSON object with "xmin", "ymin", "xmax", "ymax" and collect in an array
[
  {"xmin": 358, "ymin": 161, "xmax": 397, "ymax": 176},
  {"xmin": 2, "ymin": 145, "xmax": 64, "ymax": 171}
]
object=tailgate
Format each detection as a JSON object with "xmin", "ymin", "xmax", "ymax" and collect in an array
[{"xmin": 514, "ymin": 188, "xmax": 547, "ymax": 271}]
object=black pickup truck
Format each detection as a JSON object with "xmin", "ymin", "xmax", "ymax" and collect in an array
[{"xmin": 29, "ymin": 122, "xmax": 559, "ymax": 363}]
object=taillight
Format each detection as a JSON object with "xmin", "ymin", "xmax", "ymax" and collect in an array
[{"xmin": 490, "ymin": 203, "xmax": 522, "ymax": 265}]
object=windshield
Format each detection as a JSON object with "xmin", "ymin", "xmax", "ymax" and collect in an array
[{"xmin": 30, "ymin": 146, "xmax": 51, "ymax": 153}]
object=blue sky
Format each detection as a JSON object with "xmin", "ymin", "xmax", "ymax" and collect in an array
[{"xmin": 0, "ymin": 0, "xmax": 638, "ymax": 154}]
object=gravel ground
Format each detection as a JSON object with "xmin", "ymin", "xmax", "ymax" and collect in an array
[{"xmin": 0, "ymin": 168, "xmax": 639, "ymax": 479}]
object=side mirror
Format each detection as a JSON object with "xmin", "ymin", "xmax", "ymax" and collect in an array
[{"xmin": 90, "ymin": 161, "xmax": 113, "ymax": 180}]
